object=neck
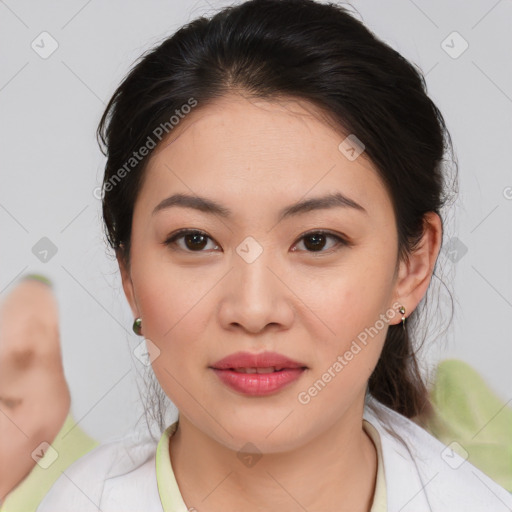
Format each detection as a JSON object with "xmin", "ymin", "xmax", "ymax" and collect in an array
[{"xmin": 168, "ymin": 400, "xmax": 377, "ymax": 512}]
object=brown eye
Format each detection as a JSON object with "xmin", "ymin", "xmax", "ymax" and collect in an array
[
  {"xmin": 292, "ymin": 231, "xmax": 349, "ymax": 253},
  {"xmin": 303, "ymin": 232, "xmax": 328, "ymax": 251},
  {"xmin": 183, "ymin": 232, "xmax": 208, "ymax": 250},
  {"xmin": 164, "ymin": 229, "xmax": 219, "ymax": 252},
  {"xmin": 164, "ymin": 229, "xmax": 349, "ymax": 254}
]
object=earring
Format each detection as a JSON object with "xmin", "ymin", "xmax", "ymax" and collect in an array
[
  {"xmin": 398, "ymin": 306, "xmax": 406, "ymax": 330},
  {"xmin": 132, "ymin": 317, "xmax": 143, "ymax": 336}
]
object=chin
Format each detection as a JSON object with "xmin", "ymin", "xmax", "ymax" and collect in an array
[{"xmin": 206, "ymin": 416, "xmax": 310, "ymax": 455}]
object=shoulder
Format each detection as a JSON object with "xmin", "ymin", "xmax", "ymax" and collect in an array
[
  {"xmin": 364, "ymin": 397, "xmax": 512, "ymax": 512},
  {"xmin": 36, "ymin": 429, "xmax": 162, "ymax": 512}
]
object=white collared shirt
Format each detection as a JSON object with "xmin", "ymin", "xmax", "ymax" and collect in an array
[{"xmin": 36, "ymin": 398, "xmax": 512, "ymax": 511}]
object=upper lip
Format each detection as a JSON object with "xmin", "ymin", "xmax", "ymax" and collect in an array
[{"xmin": 210, "ymin": 351, "xmax": 307, "ymax": 370}]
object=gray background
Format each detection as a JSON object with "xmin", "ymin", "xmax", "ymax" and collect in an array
[{"xmin": 1, "ymin": 0, "xmax": 511, "ymax": 442}]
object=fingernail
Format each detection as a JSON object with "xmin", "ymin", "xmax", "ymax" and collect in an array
[{"xmin": 22, "ymin": 274, "xmax": 53, "ymax": 287}]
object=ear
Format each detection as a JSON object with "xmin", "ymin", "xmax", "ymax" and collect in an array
[
  {"xmin": 117, "ymin": 247, "xmax": 139, "ymax": 320},
  {"xmin": 390, "ymin": 212, "xmax": 443, "ymax": 325}
]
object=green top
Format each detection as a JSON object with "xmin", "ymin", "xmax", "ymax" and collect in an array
[
  {"xmin": 155, "ymin": 418, "xmax": 387, "ymax": 511},
  {"xmin": 424, "ymin": 358, "xmax": 512, "ymax": 492},
  {"xmin": 0, "ymin": 413, "xmax": 99, "ymax": 512}
]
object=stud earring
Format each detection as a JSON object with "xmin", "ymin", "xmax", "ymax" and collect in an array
[
  {"xmin": 398, "ymin": 306, "xmax": 406, "ymax": 330},
  {"xmin": 132, "ymin": 317, "xmax": 143, "ymax": 336}
]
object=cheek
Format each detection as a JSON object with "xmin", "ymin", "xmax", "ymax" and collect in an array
[
  {"xmin": 131, "ymin": 252, "xmax": 213, "ymax": 368},
  {"xmin": 306, "ymin": 255, "xmax": 395, "ymax": 339},
  {"xmin": 297, "ymin": 252, "xmax": 395, "ymax": 387},
  {"xmin": 299, "ymin": 286, "xmax": 389, "ymax": 413},
  {"xmin": 137, "ymin": 280, "xmax": 203, "ymax": 342},
  {"xmin": 134, "ymin": 268, "xmax": 212, "ymax": 408}
]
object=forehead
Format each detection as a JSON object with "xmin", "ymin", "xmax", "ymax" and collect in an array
[{"xmin": 138, "ymin": 94, "xmax": 392, "ymax": 219}]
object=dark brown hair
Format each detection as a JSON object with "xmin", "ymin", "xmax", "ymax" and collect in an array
[{"xmin": 97, "ymin": 0, "xmax": 456, "ymax": 429}]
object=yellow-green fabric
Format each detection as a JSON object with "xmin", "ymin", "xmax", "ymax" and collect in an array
[
  {"xmin": 156, "ymin": 419, "xmax": 387, "ymax": 511},
  {"xmin": 424, "ymin": 359, "xmax": 512, "ymax": 492},
  {"xmin": 0, "ymin": 413, "xmax": 99, "ymax": 512},
  {"xmin": 363, "ymin": 419, "xmax": 387, "ymax": 511}
]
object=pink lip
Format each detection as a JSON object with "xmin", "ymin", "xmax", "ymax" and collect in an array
[{"xmin": 210, "ymin": 351, "xmax": 307, "ymax": 396}]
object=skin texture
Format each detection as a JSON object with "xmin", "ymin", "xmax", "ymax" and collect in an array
[
  {"xmin": 0, "ymin": 279, "xmax": 70, "ymax": 502},
  {"xmin": 119, "ymin": 93, "xmax": 442, "ymax": 511}
]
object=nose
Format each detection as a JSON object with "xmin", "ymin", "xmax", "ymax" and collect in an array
[{"xmin": 217, "ymin": 245, "xmax": 294, "ymax": 335}]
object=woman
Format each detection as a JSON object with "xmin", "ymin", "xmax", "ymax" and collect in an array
[{"xmin": 37, "ymin": 0, "xmax": 512, "ymax": 510}]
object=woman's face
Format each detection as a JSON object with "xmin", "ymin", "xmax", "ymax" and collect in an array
[{"xmin": 121, "ymin": 94, "xmax": 405, "ymax": 452}]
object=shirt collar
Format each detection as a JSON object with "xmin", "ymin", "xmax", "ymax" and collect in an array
[{"xmin": 157, "ymin": 413, "xmax": 390, "ymax": 512}]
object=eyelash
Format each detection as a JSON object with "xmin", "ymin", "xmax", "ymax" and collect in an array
[{"xmin": 163, "ymin": 229, "xmax": 351, "ymax": 254}]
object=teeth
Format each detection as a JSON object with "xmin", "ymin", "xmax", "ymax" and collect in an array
[{"xmin": 233, "ymin": 367, "xmax": 279, "ymax": 374}]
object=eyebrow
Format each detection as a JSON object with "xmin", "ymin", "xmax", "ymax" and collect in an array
[{"xmin": 152, "ymin": 191, "xmax": 367, "ymax": 221}]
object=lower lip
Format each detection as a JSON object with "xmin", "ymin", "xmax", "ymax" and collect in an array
[{"xmin": 211, "ymin": 368, "xmax": 306, "ymax": 396}]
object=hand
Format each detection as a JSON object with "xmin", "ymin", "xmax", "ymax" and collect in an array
[{"xmin": 0, "ymin": 276, "xmax": 70, "ymax": 501}]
